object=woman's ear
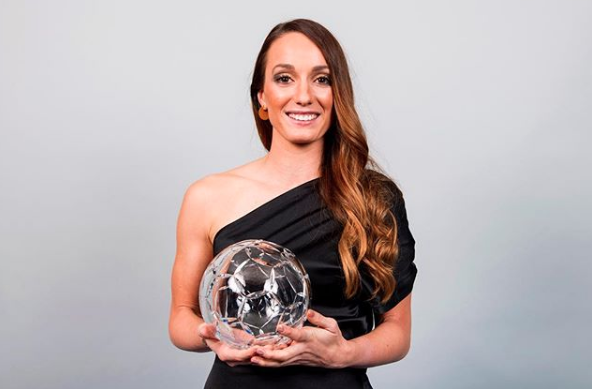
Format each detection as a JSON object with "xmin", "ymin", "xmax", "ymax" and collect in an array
[{"xmin": 257, "ymin": 90, "xmax": 266, "ymax": 108}]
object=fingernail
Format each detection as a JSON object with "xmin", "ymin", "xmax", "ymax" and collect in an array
[
  {"xmin": 277, "ymin": 325, "xmax": 284, "ymax": 332},
  {"xmin": 256, "ymin": 349, "xmax": 264, "ymax": 355},
  {"xmin": 308, "ymin": 310, "xmax": 314, "ymax": 318}
]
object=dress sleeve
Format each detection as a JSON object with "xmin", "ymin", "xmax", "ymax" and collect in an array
[{"xmin": 371, "ymin": 183, "xmax": 418, "ymax": 315}]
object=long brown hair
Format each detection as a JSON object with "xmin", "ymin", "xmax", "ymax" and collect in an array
[{"xmin": 250, "ymin": 19, "xmax": 400, "ymax": 303}]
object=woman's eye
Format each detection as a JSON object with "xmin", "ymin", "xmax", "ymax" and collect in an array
[
  {"xmin": 316, "ymin": 75, "xmax": 331, "ymax": 85},
  {"xmin": 275, "ymin": 75, "xmax": 292, "ymax": 83}
]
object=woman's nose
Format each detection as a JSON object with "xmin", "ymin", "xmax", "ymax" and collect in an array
[{"xmin": 295, "ymin": 81, "xmax": 312, "ymax": 106}]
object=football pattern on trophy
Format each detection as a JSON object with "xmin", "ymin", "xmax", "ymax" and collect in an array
[{"xmin": 199, "ymin": 239, "xmax": 311, "ymax": 349}]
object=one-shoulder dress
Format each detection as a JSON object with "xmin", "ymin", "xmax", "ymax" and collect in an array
[{"xmin": 204, "ymin": 177, "xmax": 417, "ymax": 389}]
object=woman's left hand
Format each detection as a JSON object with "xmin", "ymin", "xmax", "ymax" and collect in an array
[{"xmin": 250, "ymin": 309, "xmax": 355, "ymax": 368}]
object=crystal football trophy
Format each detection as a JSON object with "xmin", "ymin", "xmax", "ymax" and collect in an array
[{"xmin": 199, "ymin": 239, "xmax": 311, "ymax": 349}]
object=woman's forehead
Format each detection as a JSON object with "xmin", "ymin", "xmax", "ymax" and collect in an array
[{"xmin": 266, "ymin": 32, "xmax": 328, "ymax": 70}]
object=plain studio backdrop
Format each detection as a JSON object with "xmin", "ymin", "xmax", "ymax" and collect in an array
[{"xmin": 1, "ymin": 1, "xmax": 590, "ymax": 388}]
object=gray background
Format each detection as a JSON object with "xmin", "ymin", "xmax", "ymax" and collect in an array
[{"xmin": 1, "ymin": 1, "xmax": 590, "ymax": 388}]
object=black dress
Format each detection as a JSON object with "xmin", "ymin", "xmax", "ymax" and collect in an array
[{"xmin": 204, "ymin": 177, "xmax": 417, "ymax": 389}]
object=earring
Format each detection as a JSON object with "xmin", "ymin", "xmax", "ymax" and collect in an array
[{"xmin": 258, "ymin": 106, "xmax": 269, "ymax": 121}]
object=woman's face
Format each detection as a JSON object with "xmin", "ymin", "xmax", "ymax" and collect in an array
[{"xmin": 258, "ymin": 32, "xmax": 333, "ymax": 148}]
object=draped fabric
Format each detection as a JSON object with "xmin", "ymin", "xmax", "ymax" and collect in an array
[{"xmin": 205, "ymin": 177, "xmax": 417, "ymax": 389}]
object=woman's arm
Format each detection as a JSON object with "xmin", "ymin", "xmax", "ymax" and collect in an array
[
  {"xmin": 250, "ymin": 293, "xmax": 412, "ymax": 368},
  {"xmin": 346, "ymin": 293, "xmax": 412, "ymax": 368},
  {"xmin": 169, "ymin": 180, "xmax": 214, "ymax": 352},
  {"xmin": 169, "ymin": 179, "xmax": 259, "ymax": 364}
]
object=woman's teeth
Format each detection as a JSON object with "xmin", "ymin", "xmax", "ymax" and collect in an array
[{"xmin": 288, "ymin": 113, "xmax": 319, "ymax": 121}]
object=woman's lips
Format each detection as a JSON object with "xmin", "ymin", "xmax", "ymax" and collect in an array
[{"xmin": 285, "ymin": 112, "xmax": 320, "ymax": 125}]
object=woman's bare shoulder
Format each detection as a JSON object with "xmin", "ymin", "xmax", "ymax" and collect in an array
[
  {"xmin": 184, "ymin": 162, "xmax": 262, "ymax": 205},
  {"xmin": 181, "ymin": 163, "xmax": 262, "ymax": 242}
]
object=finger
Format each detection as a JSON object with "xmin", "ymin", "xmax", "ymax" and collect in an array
[
  {"xmin": 250, "ymin": 356, "xmax": 283, "ymax": 368},
  {"xmin": 306, "ymin": 310, "xmax": 339, "ymax": 333},
  {"xmin": 277, "ymin": 324, "xmax": 309, "ymax": 343},
  {"xmin": 198, "ymin": 323, "xmax": 218, "ymax": 340},
  {"xmin": 217, "ymin": 344, "xmax": 258, "ymax": 365},
  {"xmin": 251, "ymin": 354, "xmax": 310, "ymax": 368},
  {"xmin": 254, "ymin": 341, "xmax": 303, "ymax": 363},
  {"xmin": 228, "ymin": 360, "xmax": 257, "ymax": 367}
]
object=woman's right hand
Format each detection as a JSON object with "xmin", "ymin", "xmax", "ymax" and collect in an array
[{"xmin": 198, "ymin": 323, "xmax": 258, "ymax": 367}]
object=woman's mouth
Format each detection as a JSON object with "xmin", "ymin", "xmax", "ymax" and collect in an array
[{"xmin": 286, "ymin": 112, "xmax": 320, "ymax": 123}]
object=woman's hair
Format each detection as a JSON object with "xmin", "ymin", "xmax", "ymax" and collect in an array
[{"xmin": 250, "ymin": 19, "xmax": 401, "ymax": 304}]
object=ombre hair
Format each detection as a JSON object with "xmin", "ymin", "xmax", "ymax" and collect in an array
[{"xmin": 250, "ymin": 19, "xmax": 401, "ymax": 304}]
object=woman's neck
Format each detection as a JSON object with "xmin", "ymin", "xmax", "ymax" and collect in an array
[{"xmin": 259, "ymin": 139, "xmax": 324, "ymax": 186}]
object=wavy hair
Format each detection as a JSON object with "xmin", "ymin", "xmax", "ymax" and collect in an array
[{"xmin": 250, "ymin": 19, "xmax": 400, "ymax": 303}]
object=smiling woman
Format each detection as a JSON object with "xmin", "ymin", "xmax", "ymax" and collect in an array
[
  {"xmin": 256, "ymin": 33, "xmax": 334, "ymax": 147},
  {"xmin": 169, "ymin": 19, "xmax": 417, "ymax": 389}
]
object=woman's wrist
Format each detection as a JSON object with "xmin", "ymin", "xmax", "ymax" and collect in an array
[{"xmin": 337, "ymin": 338, "xmax": 358, "ymax": 368}]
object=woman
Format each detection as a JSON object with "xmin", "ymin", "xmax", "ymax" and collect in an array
[{"xmin": 169, "ymin": 19, "xmax": 417, "ymax": 389}]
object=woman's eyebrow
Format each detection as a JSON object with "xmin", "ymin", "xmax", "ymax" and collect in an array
[
  {"xmin": 272, "ymin": 64, "xmax": 330, "ymax": 72},
  {"xmin": 271, "ymin": 63, "xmax": 295, "ymax": 72},
  {"xmin": 311, "ymin": 65, "xmax": 330, "ymax": 72}
]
